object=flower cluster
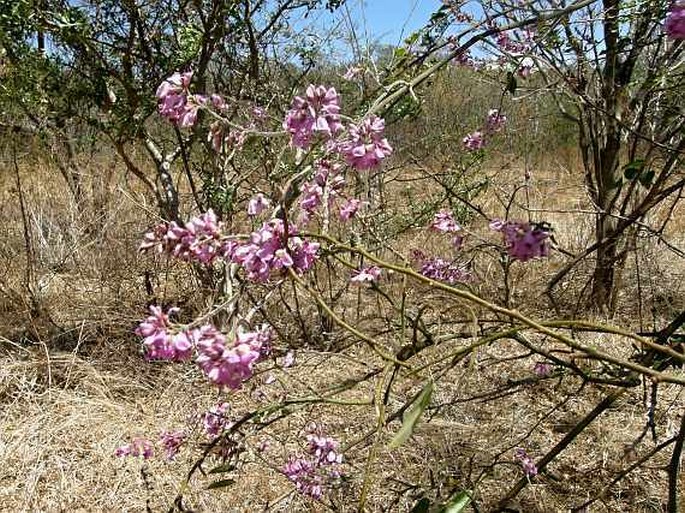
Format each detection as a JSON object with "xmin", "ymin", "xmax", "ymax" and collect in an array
[
  {"xmin": 160, "ymin": 430, "xmax": 187, "ymax": 460},
  {"xmin": 430, "ymin": 209, "xmax": 461, "ymax": 233},
  {"xmin": 282, "ymin": 425, "xmax": 343, "ymax": 499},
  {"xmin": 338, "ymin": 115, "xmax": 393, "ymax": 170},
  {"xmin": 140, "ymin": 212, "xmax": 320, "ymax": 282},
  {"xmin": 139, "ymin": 209, "xmax": 226, "ymax": 264},
  {"xmin": 135, "ymin": 305, "xmax": 273, "ymax": 389},
  {"xmin": 284, "ymin": 85, "xmax": 343, "ymax": 149},
  {"xmin": 115, "ymin": 438, "xmax": 154, "ymax": 459},
  {"xmin": 463, "ymin": 108, "xmax": 508, "ymax": 151},
  {"xmin": 201, "ymin": 402, "xmax": 232, "ymax": 438},
  {"xmin": 156, "ymin": 71, "xmax": 202, "ymax": 128},
  {"xmin": 514, "ymin": 448, "xmax": 538, "ymax": 478},
  {"xmin": 494, "ymin": 30, "xmax": 531, "ymax": 55},
  {"xmin": 490, "ymin": 220, "xmax": 551, "ymax": 262},
  {"xmin": 195, "ymin": 325, "xmax": 272, "ymax": 388},
  {"xmin": 230, "ymin": 219, "xmax": 319, "ymax": 282},
  {"xmin": 665, "ymin": 1, "xmax": 685, "ymax": 39},
  {"xmin": 415, "ymin": 254, "xmax": 470, "ymax": 285},
  {"xmin": 135, "ymin": 305, "xmax": 192, "ymax": 361}
]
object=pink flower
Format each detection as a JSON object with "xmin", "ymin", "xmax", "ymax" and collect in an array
[
  {"xmin": 490, "ymin": 220, "xmax": 551, "ymax": 262},
  {"xmin": 463, "ymin": 131, "xmax": 485, "ymax": 151},
  {"xmin": 339, "ymin": 198, "xmax": 362, "ymax": 221},
  {"xmin": 282, "ymin": 350, "xmax": 296, "ymax": 368},
  {"xmin": 518, "ymin": 64, "xmax": 533, "ymax": 79},
  {"xmin": 416, "ymin": 255, "xmax": 470, "ymax": 284},
  {"xmin": 514, "ymin": 448, "xmax": 538, "ymax": 477},
  {"xmin": 247, "ymin": 193, "xmax": 271, "ymax": 217},
  {"xmin": 139, "ymin": 209, "xmax": 225, "ymax": 264},
  {"xmin": 533, "ymin": 362, "xmax": 553, "ymax": 377},
  {"xmin": 160, "ymin": 430, "xmax": 186, "ymax": 460},
  {"xmin": 135, "ymin": 306, "xmax": 193, "ymax": 361},
  {"xmin": 300, "ymin": 182, "xmax": 324, "ymax": 213},
  {"xmin": 338, "ymin": 115, "xmax": 393, "ymax": 170},
  {"xmin": 350, "ymin": 266, "xmax": 381, "ymax": 284},
  {"xmin": 283, "ymin": 85, "xmax": 343, "ymax": 149},
  {"xmin": 665, "ymin": 1, "xmax": 685, "ymax": 39},
  {"xmin": 115, "ymin": 438, "xmax": 154, "ymax": 459},
  {"xmin": 156, "ymin": 71, "xmax": 201, "ymax": 127},
  {"xmin": 486, "ymin": 109, "xmax": 507, "ymax": 133},
  {"xmin": 201, "ymin": 402, "xmax": 232, "ymax": 438},
  {"xmin": 235, "ymin": 324, "xmax": 274, "ymax": 359},
  {"xmin": 430, "ymin": 210, "xmax": 461, "ymax": 233},
  {"xmin": 282, "ymin": 425, "xmax": 344, "ymax": 499},
  {"xmin": 194, "ymin": 325, "xmax": 261, "ymax": 389}
]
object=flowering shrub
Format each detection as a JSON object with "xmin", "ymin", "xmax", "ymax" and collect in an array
[{"xmin": 133, "ymin": 74, "xmax": 669, "ymax": 512}]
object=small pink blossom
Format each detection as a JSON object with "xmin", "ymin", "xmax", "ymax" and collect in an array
[
  {"xmin": 248, "ymin": 193, "xmax": 271, "ymax": 217},
  {"xmin": 282, "ymin": 350, "xmax": 296, "ymax": 368},
  {"xmin": 135, "ymin": 306, "xmax": 193, "ymax": 361},
  {"xmin": 338, "ymin": 115, "xmax": 393, "ymax": 170},
  {"xmin": 350, "ymin": 266, "xmax": 381, "ymax": 284},
  {"xmin": 411, "ymin": 250, "xmax": 470, "ymax": 284},
  {"xmin": 490, "ymin": 220, "xmax": 551, "ymax": 262},
  {"xmin": 518, "ymin": 64, "xmax": 533, "ymax": 79},
  {"xmin": 282, "ymin": 425, "xmax": 344, "ymax": 499},
  {"xmin": 201, "ymin": 402, "xmax": 232, "ymax": 438},
  {"xmin": 486, "ymin": 109, "xmax": 507, "ymax": 133},
  {"xmin": 160, "ymin": 430, "xmax": 186, "ymax": 460},
  {"xmin": 339, "ymin": 198, "xmax": 362, "ymax": 221},
  {"xmin": 283, "ymin": 85, "xmax": 343, "ymax": 149},
  {"xmin": 515, "ymin": 448, "xmax": 538, "ymax": 477},
  {"xmin": 115, "ymin": 438, "xmax": 154, "ymax": 459},
  {"xmin": 463, "ymin": 131, "xmax": 485, "ymax": 151},
  {"xmin": 534, "ymin": 362, "xmax": 553, "ymax": 377},
  {"xmin": 430, "ymin": 210, "xmax": 461, "ymax": 233}
]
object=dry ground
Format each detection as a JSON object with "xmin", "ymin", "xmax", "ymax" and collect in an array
[{"xmin": 1, "ymin": 149, "xmax": 684, "ymax": 512}]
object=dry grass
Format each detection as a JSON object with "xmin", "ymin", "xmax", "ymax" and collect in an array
[{"xmin": 1, "ymin": 139, "xmax": 685, "ymax": 513}]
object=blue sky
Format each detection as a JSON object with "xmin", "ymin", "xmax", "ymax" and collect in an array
[{"xmin": 346, "ymin": 0, "xmax": 443, "ymax": 44}]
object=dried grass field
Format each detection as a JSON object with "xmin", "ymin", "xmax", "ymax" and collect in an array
[{"xmin": 1, "ymin": 141, "xmax": 684, "ymax": 513}]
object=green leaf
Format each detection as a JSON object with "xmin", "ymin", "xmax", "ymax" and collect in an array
[
  {"xmin": 389, "ymin": 380, "xmax": 434, "ymax": 450},
  {"xmin": 437, "ymin": 490, "xmax": 472, "ymax": 513},
  {"xmin": 405, "ymin": 31, "xmax": 420, "ymax": 46},
  {"xmin": 623, "ymin": 159, "xmax": 645, "ymax": 180},
  {"xmin": 638, "ymin": 169, "xmax": 655, "ymax": 187},
  {"xmin": 208, "ymin": 463, "xmax": 236, "ymax": 474},
  {"xmin": 410, "ymin": 497, "xmax": 431, "ymax": 513},
  {"xmin": 207, "ymin": 479, "xmax": 235, "ymax": 490}
]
